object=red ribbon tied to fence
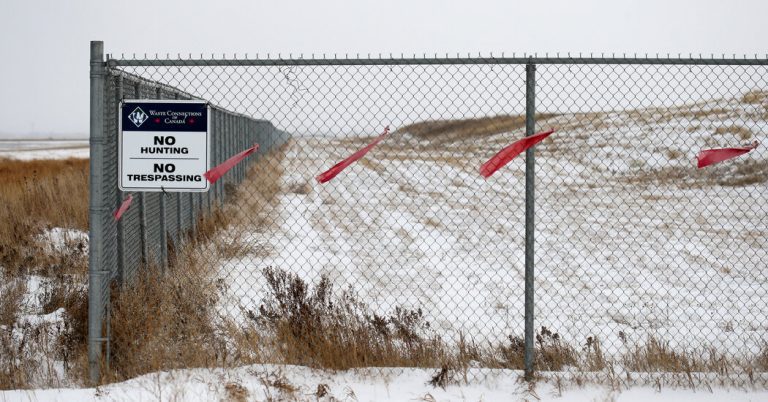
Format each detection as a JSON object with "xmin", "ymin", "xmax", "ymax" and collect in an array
[
  {"xmin": 697, "ymin": 141, "xmax": 759, "ymax": 168},
  {"xmin": 316, "ymin": 126, "xmax": 391, "ymax": 183},
  {"xmin": 204, "ymin": 143, "xmax": 260, "ymax": 184},
  {"xmin": 480, "ymin": 129, "xmax": 556, "ymax": 178},
  {"xmin": 113, "ymin": 194, "xmax": 133, "ymax": 221}
]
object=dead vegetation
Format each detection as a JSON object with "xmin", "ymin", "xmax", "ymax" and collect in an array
[
  {"xmin": 228, "ymin": 145, "xmax": 287, "ymax": 230},
  {"xmin": 247, "ymin": 266, "xmax": 448, "ymax": 370},
  {"xmin": 0, "ymin": 279, "xmax": 26, "ymax": 328},
  {"xmin": 105, "ymin": 146, "xmax": 288, "ymax": 383},
  {"xmin": 84, "ymin": 132, "xmax": 768, "ymax": 386},
  {"xmin": 224, "ymin": 381, "xmax": 249, "ymax": 402},
  {"xmin": 742, "ymin": 90, "xmax": 768, "ymax": 105},
  {"xmin": 755, "ymin": 344, "xmax": 768, "ymax": 371},
  {"xmin": 1, "ymin": 96, "xmax": 767, "ymax": 391},
  {"xmin": 0, "ymin": 158, "xmax": 88, "ymax": 277},
  {"xmin": 0, "ymin": 158, "xmax": 89, "ymax": 390},
  {"xmin": 714, "ymin": 125, "xmax": 753, "ymax": 140},
  {"xmin": 626, "ymin": 159, "xmax": 768, "ymax": 188},
  {"xmin": 107, "ymin": 248, "xmax": 226, "ymax": 382},
  {"xmin": 623, "ymin": 337, "xmax": 732, "ymax": 375},
  {"xmin": 396, "ymin": 114, "xmax": 557, "ymax": 147},
  {"xmin": 496, "ymin": 328, "xmax": 578, "ymax": 371}
]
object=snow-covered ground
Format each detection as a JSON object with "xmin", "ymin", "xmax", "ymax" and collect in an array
[
  {"xmin": 216, "ymin": 96, "xmax": 768, "ymax": 362},
  {"xmin": 3, "ymin": 365, "xmax": 767, "ymax": 402},
  {"xmin": 4, "ymin": 96, "xmax": 767, "ymax": 398},
  {"xmin": 1, "ymin": 227, "xmax": 89, "ymax": 389},
  {"xmin": 0, "ymin": 140, "xmax": 88, "ymax": 159}
]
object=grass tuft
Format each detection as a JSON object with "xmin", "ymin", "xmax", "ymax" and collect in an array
[
  {"xmin": 498, "ymin": 327, "xmax": 577, "ymax": 371},
  {"xmin": 623, "ymin": 337, "xmax": 692, "ymax": 372},
  {"xmin": 248, "ymin": 266, "xmax": 447, "ymax": 370},
  {"xmin": 742, "ymin": 90, "xmax": 768, "ymax": 104}
]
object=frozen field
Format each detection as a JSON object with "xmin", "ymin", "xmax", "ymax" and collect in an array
[
  {"xmin": 217, "ymin": 95, "xmax": 768, "ymax": 359},
  {"xmin": 4, "ymin": 364, "xmax": 768, "ymax": 402},
  {"xmin": 0, "ymin": 139, "xmax": 88, "ymax": 159}
]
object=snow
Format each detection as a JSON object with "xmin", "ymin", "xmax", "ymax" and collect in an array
[
  {"xmin": 3, "ymin": 365, "xmax": 767, "ymax": 401},
  {"xmin": 0, "ymin": 140, "xmax": 88, "ymax": 160},
  {"xmin": 216, "ymin": 97, "xmax": 768, "ymax": 362},
  {"xmin": 36, "ymin": 227, "xmax": 89, "ymax": 256},
  {"xmin": 4, "ymin": 97, "xmax": 768, "ymax": 398},
  {"xmin": 1, "ymin": 227, "xmax": 89, "ymax": 389}
]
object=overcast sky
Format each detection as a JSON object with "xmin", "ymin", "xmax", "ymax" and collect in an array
[{"xmin": 0, "ymin": 0, "xmax": 766, "ymax": 138}]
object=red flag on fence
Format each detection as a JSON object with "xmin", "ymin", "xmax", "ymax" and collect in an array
[
  {"xmin": 697, "ymin": 141, "xmax": 759, "ymax": 168},
  {"xmin": 480, "ymin": 129, "xmax": 555, "ymax": 178},
  {"xmin": 316, "ymin": 126, "xmax": 390, "ymax": 184},
  {"xmin": 113, "ymin": 194, "xmax": 133, "ymax": 221},
  {"xmin": 204, "ymin": 143, "xmax": 260, "ymax": 184}
]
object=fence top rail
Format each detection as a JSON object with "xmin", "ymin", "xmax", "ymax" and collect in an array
[
  {"xmin": 107, "ymin": 54, "xmax": 768, "ymax": 67},
  {"xmin": 110, "ymin": 69, "xmax": 268, "ymax": 122}
]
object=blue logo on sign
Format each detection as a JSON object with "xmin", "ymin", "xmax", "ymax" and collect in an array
[{"xmin": 128, "ymin": 107, "xmax": 149, "ymax": 127}]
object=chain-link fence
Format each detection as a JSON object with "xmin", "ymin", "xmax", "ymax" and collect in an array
[
  {"xmin": 87, "ymin": 43, "xmax": 290, "ymax": 382},
  {"xmin": 90, "ymin": 42, "xmax": 768, "ymax": 385}
]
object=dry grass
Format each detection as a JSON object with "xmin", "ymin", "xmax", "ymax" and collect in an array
[
  {"xmin": 713, "ymin": 125, "xmax": 753, "ymax": 140},
  {"xmin": 563, "ymin": 103, "xmax": 741, "ymax": 133},
  {"xmin": 0, "ymin": 158, "xmax": 89, "ymax": 389},
  {"xmin": 422, "ymin": 217, "xmax": 442, "ymax": 228},
  {"xmin": 287, "ymin": 180, "xmax": 312, "ymax": 195},
  {"xmin": 228, "ymin": 145, "xmax": 287, "ymax": 229},
  {"xmin": 0, "ymin": 146, "xmax": 285, "ymax": 387},
  {"xmin": 397, "ymin": 114, "xmax": 557, "ymax": 146},
  {"xmin": 625, "ymin": 159, "xmax": 768, "ymax": 188},
  {"xmin": 224, "ymin": 382, "xmax": 249, "ymax": 402},
  {"xmin": 0, "ymin": 277, "xmax": 87, "ymax": 390},
  {"xmin": 755, "ymin": 344, "xmax": 768, "ymax": 371},
  {"xmin": 105, "ymin": 146, "xmax": 289, "ymax": 383},
  {"xmin": 0, "ymin": 158, "xmax": 88, "ymax": 277},
  {"xmin": 622, "ymin": 337, "xmax": 731, "ymax": 374},
  {"xmin": 497, "ymin": 328, "xmax": 577, "ymax": 371},
  {"xmin": 666, "ymin": 149, "xmax": 683, "ymax": 160},
  {"xmin": 107, "ymin": 246, "xmax": 226, "ymax": 382},
  {"xmin": 742, "ymin": 90, "xmax": 768, "ymax": 104},
  {"xmin": 215, "ymin": 237, "xmax": 260, "ymax": 260},
  {"xmin": 0, "ymin": 278, "xmax": 26, "ymax": 328},
  {"xmin": 251, "ymin": 369, "xmax": 298, "ymax": 399},
  {"xmin": 688, "ymin": 107, "xmax": 731, "ymax": 120},
  {"xmin": 583, "ymin": 337, "xmax": 607, "ymax": 372},
  {"xmin": 0, "ymin": 325, "xmax": 34, "ymax": 389},
  {"xmin": 3, "ymin": 132, "xmax": 765, "ymax": 390},
  {"xmin": 722, "ymin": 159, "xmax": 768, "ymax": 186},
  {"xmin": 245, "ymin": 266, "xmax": 449, "ymax": 370}
]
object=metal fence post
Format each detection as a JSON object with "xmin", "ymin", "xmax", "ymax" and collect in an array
[
  {"xmin": 139, "ymin": 193, "xmax": 148, "ymax": 264},
  {"xmin": 524, "ymin": 60, "xmax": 536, "ymax": 381},
  {"xmin": 237, "ymin": 118, "xmax": 243, "ymax": 182},
  {"xmin": 174, "ymin": 93, "xmax": 183, "ymax": 247},
  {"xmin": 218, "ymin": 111, "xmax": 225, "ymax": 207},
  {"xmin": 242, "ymin": 119, "xmax": 246, "ymax": 180},
  {"xmin": 115, "ymin": 74, "xmax": 126, "ymax": 284},
  {"xmin": 130, "ymin": 83, "xmax": 149, "ymax": 266},
  {"xmin": 87, "ymin": 40, "xmax": 107, "ymax": 385},
  {"xmin": 156, "ymin": 87, "xmax": 168, "ymax": 271},
  {"xmin": 235, "ymin": 117, "xmax": 239, "ymax": 178},
  {"xmin": 224, "ymin": 114, "xmax": 230, "ymax": 201}
]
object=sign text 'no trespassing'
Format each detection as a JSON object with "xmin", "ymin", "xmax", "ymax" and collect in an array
[{"xmin": 119, "ymin": 100, "xmax": 210, "ymax": 192}]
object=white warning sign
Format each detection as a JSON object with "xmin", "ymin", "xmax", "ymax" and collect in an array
[{"xmin": 119, "ymin": 100, "xmax": 210, "ymax": 192}]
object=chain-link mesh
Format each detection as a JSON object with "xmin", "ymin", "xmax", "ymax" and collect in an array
[
  {"xmin": 91, "ymin": 55, "xmax": 768, "ymax": 385},
  {"xmin": 90, "ymin": 68, "xmax": 290, "ymax": 379},
  {"xmin": 534, "ymin": 63, "xmax": 768, "ymax": 384},
  {"xmin": 101, "ymin": 70, "xmax": 288, "ymax": 283}
]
